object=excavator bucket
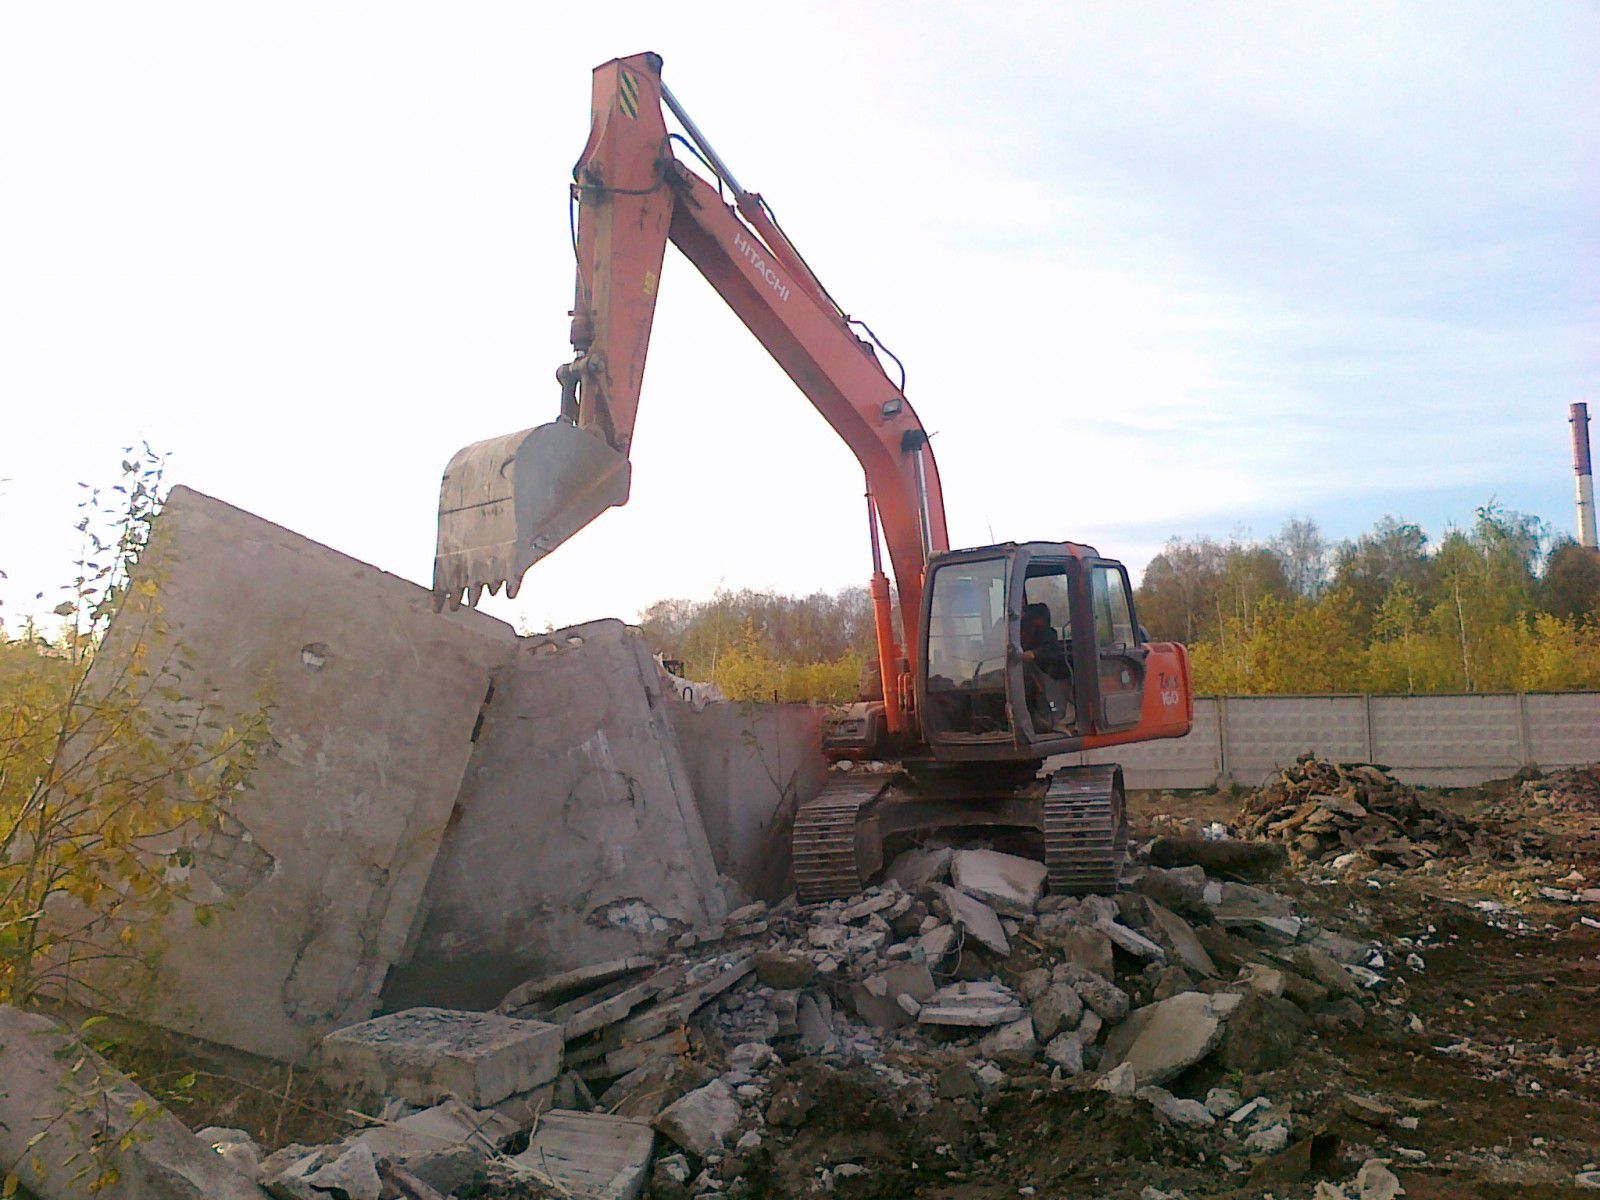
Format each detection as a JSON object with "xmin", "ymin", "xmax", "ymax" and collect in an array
[{"xmin": 433, "ymin": 420, "xmax": 631, "ymax": 608}]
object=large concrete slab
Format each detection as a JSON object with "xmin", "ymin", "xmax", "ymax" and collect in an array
[
  {"xmin": 321, "ymin": 1007, "xmax": 561, "ymax": 1106},
  {"xmin": 667, "ymin": 700, "xmax": 827, "ymax": 902},
  {"xmin": 88, "ymin": 486, "xmax": 515, "ymax": 1061},
  {"xmin": 514, "ymin": 1110, "xmax": 655, "ymax": 1200},
  {"xmin": 385, "ymin": 619, "xmax": 727, "ymax": 1010},
  {"xmin": 0, "ymin": 1005, "xmax": 269, "ymax": 1200}
]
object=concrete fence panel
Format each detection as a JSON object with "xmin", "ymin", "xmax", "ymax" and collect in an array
[
  {"xmin": 1369, "ymin": 694, "xmax": 1524, "ymax": 787},
  {"xmin": 1222, "ymin": 695, "xmax": 1370, "ymax": 786},
  {"xmin": 1075, "ymin": 690, "xmax": 1600, "ymax": 792},
  {"xmin": 1524, "ymin": 693, "xmax": 1600, "ymax": 768}
]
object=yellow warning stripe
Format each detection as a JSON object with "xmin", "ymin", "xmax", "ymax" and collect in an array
[{"xmin": 618, "ymin": 71, "xmax": 639, "ymax": 118}]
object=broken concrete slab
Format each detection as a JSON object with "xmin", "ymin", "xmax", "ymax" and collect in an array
[
  {"xmin": 498, "ymin": 956, "xmax": 659, "ymax": 1014},
  {"xmin": 1057, "ymin": 965, "xmax": 1131, "ymax": 1024},
  {"xmin": 668, "ymin": 700, "xmax": 827, "ymax": 903},
  {"xmin": 1053, "ymin": 926, "xmax": 1115, "ymax": 979},
  {"xmin": 0, "ymin": 1004, "xmax": 269, "ymax": 1200},
  {"xmin": 753, "ymin": 949, "xmax": 816, "ymax": 990},
  {"xmin": 302, "ymin": 1143, "xmax": 382, "ymax": 1200},
  {"xmin": 513, "ymin": 1110, "xmax": 655, "ymax": 1200},
  {"xmin": 848, "ymin": 961, "xmax": 936, "ymax": 1030},
  {"xmin": 917, "ymin": 981, "xmax": 1026, "ymax": 1028},
  {"xmin": 977, "ymin": 1016, "xmax": 1039, "ymax": 1065},
  {"xmin": 1104, "ymin": 991, "xmax": 1226, "ymax": 1086},
  {"xmin": 951, "ymin": 849, "xmax": 1047, "ymax": 917},
  {"xmin": 931, "ymin": 884, "xmax": 1010, "ymax": 955},
  {"xmin": 1137, "ymin": 1085, "xmax": 1216, "ymax": 1128},
  {"xmin": 886, "ymin": 846, "xmax": 954, "ymax": 891},
  {"xmin": 321, "ymin": 1007, "xmax": 562, "ymax": 1107},
  {"xmin": 385, "ymin": 619, "xmax": 728, "ymax": 1011},
  {"xmin": 653, "ymin": 1079, "xmax": 740, "ymax": 1156},
  {"xmin": 1030, "ymin": 981, "xmax": 1084, "ymax": 1042},
  {"xmin": 1145, "ymin": 901, "xmax": 1218, "ymax": 978},
  {"xmin": 83, "ymin": 487, "xmax": 517, "ymax": 1061},
  {"xmin": 349, "ymin": 1098, "xmax": 518, "ymax": 1193},
  {"xmin": 1097, "ymin": 918, "xmax": 1167, "ymax": 962}
]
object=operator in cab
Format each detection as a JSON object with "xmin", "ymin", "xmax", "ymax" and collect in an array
[
  {"xmin": 1020, "ymin": 603, "xmax": 1068, "ymax": 676},
  {"xmin": 1020, "ymin": 602, "xmax": 1073, "ymax": 731}
]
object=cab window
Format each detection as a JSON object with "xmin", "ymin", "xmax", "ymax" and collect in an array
[{"xmin": 1091, "ymin": 566, "xmax": 1136, "ymax": 648}]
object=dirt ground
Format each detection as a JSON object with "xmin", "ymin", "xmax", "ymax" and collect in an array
[
  {"xmin": 729, "ymin": 769, "xmax": 1600, "ymax": 1199},
  {"xmin": 93, "ymin": 767, "xmax": 1600, "ymax": 1200}
]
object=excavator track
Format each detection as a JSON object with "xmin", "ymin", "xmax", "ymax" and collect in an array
[
  {"xmin": 1043, "ymin": 765, "xmax": 1128, "ymax": 894},
  {"xmin": 792, "ymin": 775, "xmax": 889, "ymax": 903}
]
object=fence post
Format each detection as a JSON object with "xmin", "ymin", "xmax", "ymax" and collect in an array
[
  {"xmin": 1216, "ymin": 695, "xmax": 1230, "ymax": 786},
  {"xmin": 1516, "ymin": 693, "xmax": 1532, "ymax": 768},
  {"xmin": 1362, "ymin": 693, "xmax": 1376, "ymax": 763}
]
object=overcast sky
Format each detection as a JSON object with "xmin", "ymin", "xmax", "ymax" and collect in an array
[{"xmin": 3, "ymin": 2, "xmax": 1596, "ymax": 633}]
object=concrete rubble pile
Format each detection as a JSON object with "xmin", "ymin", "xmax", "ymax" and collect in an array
[
  {"xmin": 1237, "ymin": 754, "xmax": 1498, "ymax": 867},
  {"xmin": 208, "ymin": 841, "xmax": 1395, "ymax": 1200}
]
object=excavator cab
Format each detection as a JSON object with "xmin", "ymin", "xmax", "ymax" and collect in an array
[{"xmin": 919, "ymin": 543, "xmax": 1176, "ymax": 762}]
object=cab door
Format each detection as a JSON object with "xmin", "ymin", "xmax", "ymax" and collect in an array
[{"xmin": 1087, "ymin": 560, "xmax": 1146, "ymax": 731}]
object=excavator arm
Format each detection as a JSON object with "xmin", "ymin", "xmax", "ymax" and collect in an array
[{"xmin": 436, "ymin": 53, "xmax": 947, "ymax": 732}]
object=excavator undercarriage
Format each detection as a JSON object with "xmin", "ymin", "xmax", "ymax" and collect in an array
[{"xmin": 792, "ymin": 763, "xmax": 1128, "ymax": 903}]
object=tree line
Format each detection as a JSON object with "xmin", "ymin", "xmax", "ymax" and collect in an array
[
  {"xmin": 1141, "ymin": 505, "xmax": 1600, "ymax": 694},
  {"xmin": 637, "ymin": 504, "xmax": 1600, "ymax": 701}
]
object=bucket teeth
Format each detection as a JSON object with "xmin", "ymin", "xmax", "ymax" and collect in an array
[{"xmin": 433, "ymin": 421, "xmax": 632, "ymax": 608}]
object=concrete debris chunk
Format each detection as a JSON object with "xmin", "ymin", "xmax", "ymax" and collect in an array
[
  {"xmin": 1137, "ymin": 1085, "xmax": 1217, "ymax": 1128},
  {"xmin": 797, "ymin": 993, "xmax": 838, "ymax": 1053},
  {"xmin": 1218, "ymin": 991, "xmax": 1309, "ymax": 1073},
  {"xmin": 350, "ymin": 1097, "xmax": 518, "ymax": 1193},
  {"xmin": 840, "ymin": 889, "xmax": 901, "ymax": 923},
  {"xmin": 1144, "ymin": 901, "xmax": 1218, "ymax": 977},
  {"xmin": 1054, "ymin": 926, "xmax": 1116, "ymax": 979},
  {"xmin": 1057, "ymin": 965, "xmax": 1131, "ymax": 1024},
  {"xmin": 1030, "ymin": 981, "xmax": 1085, "ymax": 1042},
  {"xmin": 917, "ymin": 981, "xmax": 1026, "ymax": 1028},
  {"xmin": 513, "ymin": 1109, "xmax": 655, "ymax": 1200},
  {"xmin": 931, "ymin": 884, "xmax": 1011, "ymax": 955},
  {"xmin": 977, "ymin": 1016, "xmax": 1039, "ymax": 1065},
  {"xmin": 1105, "ymin": 991, "xmax": 1225, "ymax": 1086},
  {"xmin": 0, "ymin": 1005, "xmax": 268, "ymax": 1200},
  {"xmin": 1204, "ymin": 1087, "xmax": 1242, "ymax": 1117},
  {"xmin": 303, "ymin": 1142, "xmax": 382, "ymax": 1200},
  {"xmin": 1353, "ymin": 1159, "xmax": 1405, "ymax": 1198},
  {"xmin": 951, "ymin": 849, "xmax": 1047, "ymax": 917},
  {"xmin": 1244, "ymin": 1122, "xmax": 1291, "ymax": 1154},
  {"xmin": 1299, "ymin": 946, "xmax": 1364, "ymax": 998},
  {"xmin": 1098, "ymin": 918, "xmax": 1167, "ymax": 962},
  {"xmin": 753, "ymin": 949, "xmax": 816, "ymax": 989},
  {"xmin": 1044, "ymin": 1032, "xmax": 1086, "ymax": 1073},
  {"xmin": 197, "ymin": 1126, "xmax": 263, "ymax": 1178},
  {"xmin": 917, "ymin": 923, "xmax": 959, "ymax": 963},
  {"xmin": 653, "ymin": 1079, "xmax": 741, "ymax": 1156},
  {"xmin": 321, "ymin": 1007, "xmax": 561, "ymax": 1107},
  {"xmin": 1095, "ymin": 1062, "xmax": 1137, "ymax": 1097},
  {"xmin": 1237, "ymin": 963, "xmax": 1287, "ymax": 996},
  {"xmin": 499, "ymin": 955, "xmax": 659, "ymax": 1013},
  {"xmin": 1216, "ymin": 911, "xmax": 1304, "ymax": 944},
  {"xmin": 885, "ymin": 846, "xmax": 954, "ymax": 890},
  {"xmin": 849, "ymin": 961, "xmax": 936, "ymax": 1029}
]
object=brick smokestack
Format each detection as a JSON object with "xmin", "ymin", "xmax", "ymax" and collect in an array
[{"xmin": 1574, "ymin": 402, "xmax": 1597, "ymax": 549}]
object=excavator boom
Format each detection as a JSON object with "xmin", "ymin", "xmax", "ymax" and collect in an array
[{"xmin": 435, "ymin": 53, "xmax": 947, "ymax": 679}]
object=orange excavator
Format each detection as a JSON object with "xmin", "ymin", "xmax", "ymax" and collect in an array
[{"xmin": 435, "ymin": 53, "xmax": 1193, "ymax": 901}]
